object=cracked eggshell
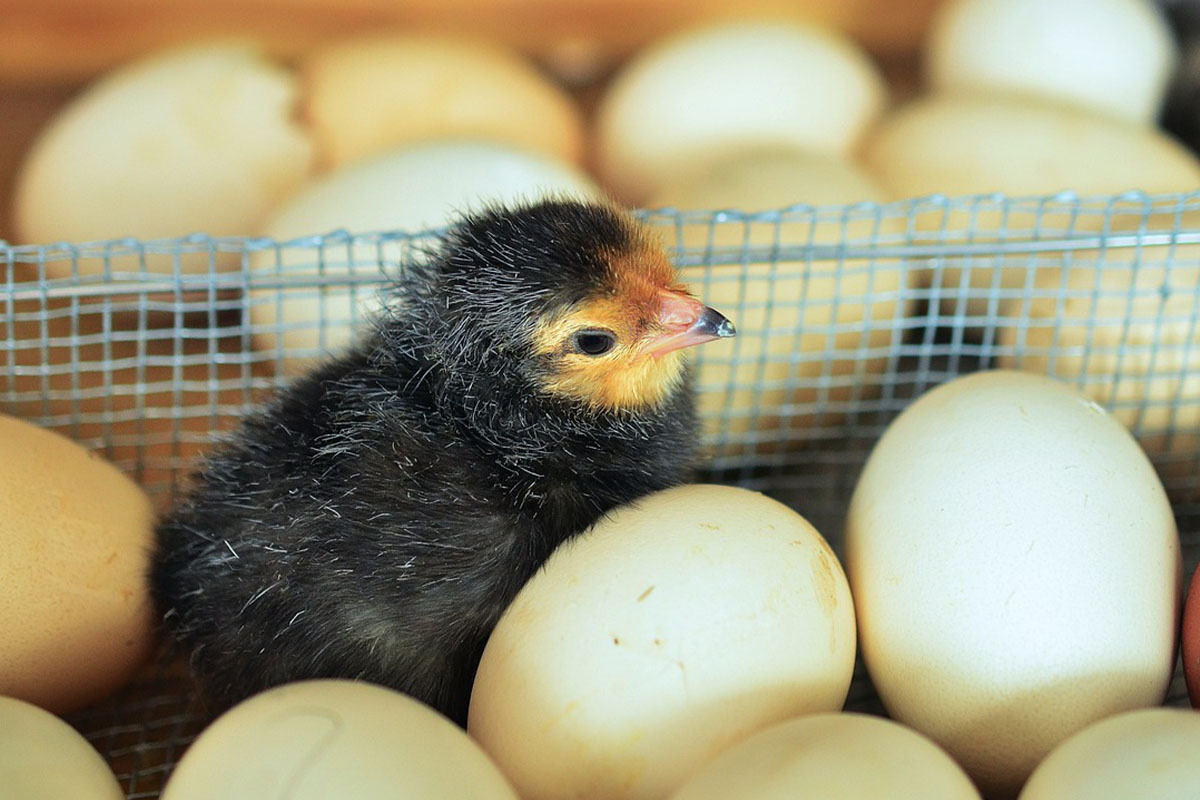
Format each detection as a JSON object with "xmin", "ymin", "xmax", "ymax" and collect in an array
[
  {"xmin": 845, "ymin": 370, "xmax": 1181, "ymax": 799},
  {"xmin": 160, "ymin": 680, "xmax": 518, "ymax": 800},
  {"xmin": 13, "ymin": 40, "xmax": 314, "ymax": 276},
  {"xmin": 468, "ymin": 484, "xmax": 855, "ymax": 800},
  {"xmin": 0, "ymin": 696, "xmax": 123, "ymax": 800}
]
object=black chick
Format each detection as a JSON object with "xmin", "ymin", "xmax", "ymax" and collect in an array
[{"xmin": 152, "ymin": 200, "xmax": 735, "ymax": 725}]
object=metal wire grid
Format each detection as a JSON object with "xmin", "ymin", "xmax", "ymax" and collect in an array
[{"xmin": 3, "ymin": 191, "xmax": 1200, "ymax": 797}]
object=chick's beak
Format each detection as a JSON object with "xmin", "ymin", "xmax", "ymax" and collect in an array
[{"xmin": 644, "ymin": 290, "xmax": 736, "ymax": 359}]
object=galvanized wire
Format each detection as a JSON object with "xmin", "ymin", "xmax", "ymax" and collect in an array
[{"xmin": 4, "ymin": 190, "xmax": 1200, "ymax": 797}]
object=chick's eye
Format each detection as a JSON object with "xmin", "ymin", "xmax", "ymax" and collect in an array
[{"xmin": 572, "ymin": 329, "xmax": 617, "ymax": 356}]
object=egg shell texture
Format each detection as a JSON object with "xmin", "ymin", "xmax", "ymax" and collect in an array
[
  {"xmin": 845, "ymin": 370, "xmax": 1180, "ymax": 798},
  {"xmin": 160, "ymin": 680, "xmax": 518, "ymax": 800},
  {"xmin": 670, "ymin": 712, "xmax": 981, "ymax": 800},
  {"xmin": 0, "ymin": 414, "xmax": 156, "ymax": 714},
  {"xmin": 1019, "ymin": 708, "xmax": 1200, "ymax": 799},
  {"xmin": 0, "ymin": 695, "xmax": 124, "ymax": 800},
  {"xmin": 469, "ymin": 483, "xmax": 856, "ymax": 800}
]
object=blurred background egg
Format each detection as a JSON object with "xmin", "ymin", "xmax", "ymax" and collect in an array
[
  {"xmin": 647, "ymin": 149, "xmax": 911, "ymax": 456},
  {"xmin": 13, "ymin": 40, "xmax": 314, "ymax": 277},
  {"xmin": 669, "ymin": 712, "xmax": 981, "ymax": 800},
  {"xmin": 468, "ymin": 484, "xmax": 855, "ymax": 800},
  {"xmin": 845, "ymin": 370, "xmax": 1181, "ymax": 799},
  {"xmin": 0, "ymin": 695, "xmax": 124, "ymax": 800},
  {"xmin": 863, "ymin": 92, "xmax": 1200, "ymax": 211},
  {"xmin": 862, "ymin": 92, "xmax": 1200, "ymax": 319},
  {"xmin": 595, "ymin": 20, "xmax": 886, "ymax": 203},
  {"xmin": 0, "ymin": 414, "xmax": 156, "ymax": 715},
  {"xmin": 160, "ymin": 680, "xmax": 518, "ymax": 800},
  {"xmin": 248, "ymin": 139, "xmax": 601, "ymax": 372},
  {"xmin": 926, "ymin": 0, "xmax": 1177, "ymax": 125},
  {"xmin": 1019, "ymin": 708, "xmax": 1200, "ymax": 799},
  {"xmin": 300, "ymin": 34, "xmax": 585, "ymax": 170}
]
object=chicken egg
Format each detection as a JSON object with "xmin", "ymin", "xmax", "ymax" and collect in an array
[
  {"xmin": 301, "ymin": 34, "xmax": 584, "ymax": 170},
  {"xmin": 248, "ymin": 140, "xmax": 600, "ymax": 372},
  {"xmin": 647, "ymin": 149, "xmax": 912, "ymax": 456},
  {"xmin": 845, "ymin": 370, "xmax": 1181, "ymax": 799},
  {"xmin": 13, "ymin": 40, "xmax": 314, "ymax": 277},
  {"xmin": 669, "ymin": 712, "xmax": 981, "ymax": 800},
  {"xmin": 0, "ymin": 695, "xmax": 123, "ymax": 800},
  {"xmin": 927, "ymin": 0, "xmax": 1177, "ymax": 125},
  {"xmin": 595, "ymin": 20, "xmax": 886, "ymax": 203},
  {"xmin": 468, "ymin": 484, "xmax": 856, "ymax": 800},
  {"xmin": 1019, "ymin": 708, "xmax": 1200, "ymax": 799},
  {"xmin": 863, "ymin": 92, "xmax": 1200, "ymax": 319},
  {"xmin": 0, "ymin": 413, "xmax": 156, "ymax": 714},
  {"xmin": 160, "ymin": 680, "xmax": 518, "ymax": 799}
]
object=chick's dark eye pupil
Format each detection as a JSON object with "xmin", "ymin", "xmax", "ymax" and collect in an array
[{"xmin": 574, "ymin": 330, "xmax": 616, "ymax": 356}]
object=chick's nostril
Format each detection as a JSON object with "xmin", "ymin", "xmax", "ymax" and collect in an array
[{"xmin": 656, "ymin": 289, "xmax": 703, "ymax": 328}]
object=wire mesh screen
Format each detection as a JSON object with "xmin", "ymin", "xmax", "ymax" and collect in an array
[{"xmin": 4, "ymin": 191, "xmax": 1200, "ymax": 797}]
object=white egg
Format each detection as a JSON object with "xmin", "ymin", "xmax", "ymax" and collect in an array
[
  {"xmin": 160, "ymin": 680, "xmax": 518, "ymax": 800},
  {"xmin": 927, "ymin": 0, "xmax": 1177, "ymax": 124},
  {"xmin": 595, "ymin": 20, "xmax": 886, "ymax": 203},
  {"xmin": 469, "ymin": 484, "xmax": 856, "ymax": 800},
  {"xmin": 845, "ymin": 370, "xmax": 1181, "ymax": 798},
  {"xmin": 1019, "ymin": 708, "xmax": 1200, "ymax": 799},
  {"xmin": 670, "ymin": 712, "xmax": 981, "ymax": 800},
  {"xmin": 0, "ymin": 695, "xmax": 123, "ymax": 800},
  {"xmin": 14, "ymin": 40, "xmax": 314, "ymax": 276},
  {"xmin": 248, "ymin": 140, "xmax": 601, "ymax": 371}
]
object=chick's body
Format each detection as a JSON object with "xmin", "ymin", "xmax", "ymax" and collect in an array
[{"xmin": 152, "ymin": 201, "xmax": 733, "ymax": 724}]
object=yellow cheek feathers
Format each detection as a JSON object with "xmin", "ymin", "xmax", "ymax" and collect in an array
[
  {"xmin": 531, "ymin": 310, "xmax": 689, "ymax": 411},
  {"xmin": 538, "ymin": 347, "xmax": 688, "ymax": 412}
]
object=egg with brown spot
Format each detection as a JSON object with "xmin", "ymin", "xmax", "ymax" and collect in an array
[{"xmin": 469, "ymin": 484, "xmax": 855, "ymax": 800}]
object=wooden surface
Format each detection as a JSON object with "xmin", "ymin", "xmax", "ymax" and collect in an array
[{"xmin": 0, "ymin": 0, "xmax": 943, "ymax": 86}]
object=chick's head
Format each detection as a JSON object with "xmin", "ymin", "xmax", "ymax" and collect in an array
[{"xmin": 406, "ymin": 200, "xmax": 734, "ymax": 413}]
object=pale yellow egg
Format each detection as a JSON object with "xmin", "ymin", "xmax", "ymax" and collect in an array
[
  {"xmin": 596, "ymin": 20, "xmax": 886, "ymax": 203},
  {"xmin": 161, "ymin": 680, "xmax": 518, "ymax": 800},
  {"xmin": 301, "ymin": 34, "xmax": 585, "ymax": 169},
  {"xmin": 14, "ymin": 40, "xmax": 314, "ymax": 277},
  {"xmin": 469, "ymin": 484, "xmax": 855, "ymax": 800},
  {"xmin": 670, "ymin": 712, "xmax": 981, "ymax": 800},
  {"xmin": 0, "ymin": 696, "xmax": 123, "ymax": 800}
]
